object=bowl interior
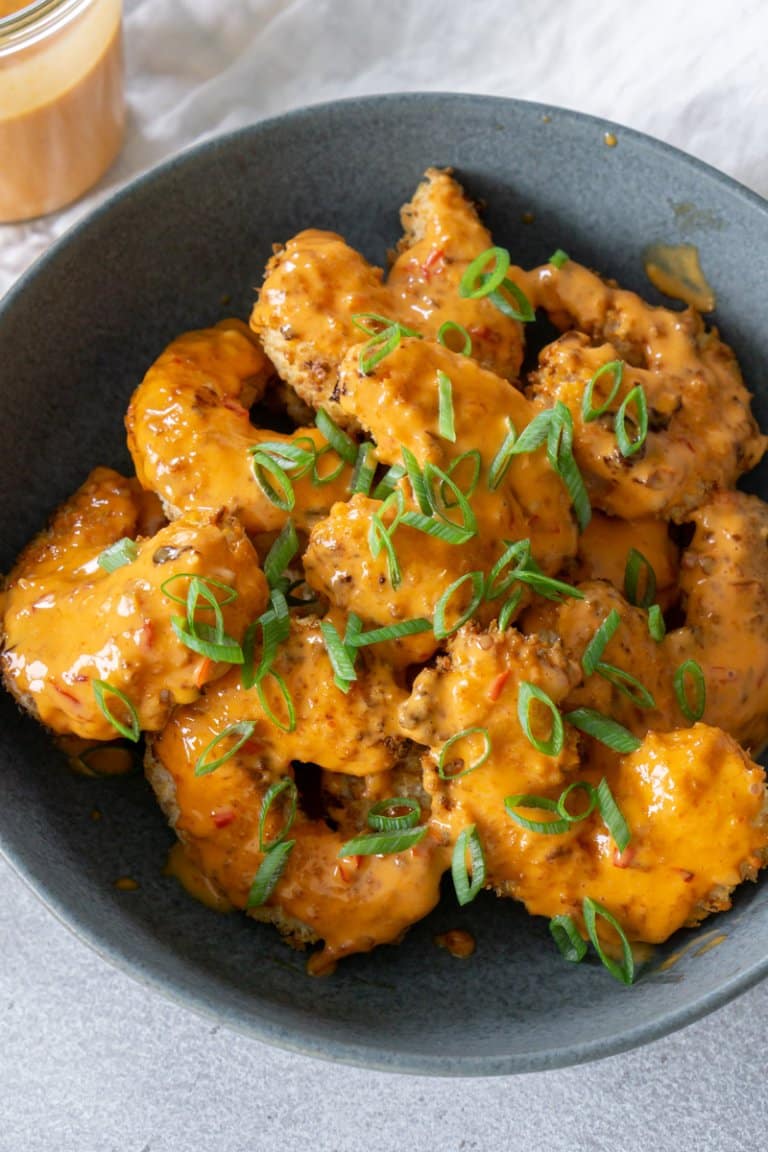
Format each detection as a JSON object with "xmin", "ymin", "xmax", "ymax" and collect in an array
[{"xmin": 2, "ymin": 94, "xmax": 768, "ymax": 1075}]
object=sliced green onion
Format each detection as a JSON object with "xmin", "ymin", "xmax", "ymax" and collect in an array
[
  {"xmin": 352, "ymin": 312, "xmax": 413, "ymax": 336},
  {"xmin": 546, "ymin": 402, "xmax": 591, "ymax": 532},
  {"xmin": 488, "ymin": 418, "xmax": 518, "ymax": 490},
  {"xmin": 437, "ymin": 371, "xmax": 456, "ymax": 442},
  {"xmin": 346, "ymin": 617, "xmax": 432, "ymax": 647},
  {"xmin": 91, "ymin": 680, "xmax": 140, "ymax": 743},
  {"xmin": 350, "ymin": 442, "xmax": 377, "ymax": 496},
  {"xmin": 459, "ymin": 246, "xmax": 511, "ymax": 299},
  {"xmin": 246, "ymin": 839, "xmax": 295, "ymax": 908},
  {"xmin": 485, "ymin": 539, "xmax": 531, "ymax": 601},
  {"xmin": 368, "ymin": 489, "xmax": 405, "ymax": 589},
  {"xmin": 674, "ymin": 658, "xmax": 706, "ymax": 722},
  {"xmin": 437, "ymin": 726, "xmax": 492, "ymax": 780},
  {"xmin": 441, "ymin": 450, "xmax": 482, "ymax": 507},
  {"xmin": 498, "ymin": 589, "xmax": 523, "ymax": 631},
  {"xmin": 256, "ymin": 670, "xmax": 296, "ymax": 732},
  {"xmin": 338, "ymin": 826, "xmax": 427, "ymax": 858},
  {"xmin": 647, "ymin": 603, "xmax": 666, "ymax": 642},
  {"xmin": 624, "ymin": 548, "xmax": 657, "ymax": 609},
  {"xmin": 424, "ymin": 461, "xmax": 478, "ymax": 537},
  {"xmin": 582, "ymin": 360, "xmax": 624, "ymax": 422},
  {"xmin": 596, "ymin": 777, "xmax": 631, "ymax": 852},
  {"xmin": 512, "ymin": 558, "xmax": 584, "ymax": 603},
  {"xmin": 320, "ymin": 619, "xmax": 358, "ymax": 692},
  {"xmin": 556, "ymin": 781, "xmax": 598, "ymax": 823},
  {"xmin": 504, "ymin": 794, "xmax": 572, "ymax": 835},
  {"xmin": 359, "ymin": 323, "xmax": 401, "ymax": 374},
  {"xmin": 248, "ymin": 588, "xmax": 291, "ymax": 688},
  {"xmin": 367, "ymin": 797, "xmax": 421, "ymax": 832},
  {"xmin": 185, "ymin": 575, "xmax": 226, "ymax": 638},
  {"xmin": 312, "ymin": 443, "xmax": 346, "ymax": 486},
  {"xmin": 488, "ymin": 278, "xmax": 536, "ymax": 323},
  {"xmin": 565, "ymin": 708, "xmax": 642, "ymax": 753},
  {"xmin": 548, "ymin": 249, "xmax": 570, "ymax": 269},
  {"xmin": 315, "ymin": 408, "xmax": 358, "ymax": 465},
  {"xmin": 582, "ymin": 609, "xmax": 621, "ymax": 676},
  {"xmin": 263, "ymin": 520, "xmax": 299, "ymax": 590},
  {"xmin": 171, "ymin": 618, "xmax": 244, "ymax": 664},
  {"xmin": 97, "ymin": 537, "xmax": 138, "ymax": 573},
  {"xmin": 451, "ymin": 825, "xmax": 486, "ymax": 906},
  {"xmin": 160, "ymin": 573, "xmax": 238, "ymax": 609},
  {"xmin": 194, "ymin": 719, "xmax": 256, "ymax": 776},
  {"xmin": 402, "ymin": 446, "xmax": 432, "ymax": 514},
  {"xmin": 549, "ymin": 914, "xmax": 587, "ymax": 963},
  {"xmin": 509, "ymin": 408, "xmax": 553, "ymax": 457},
  {"xmin": 438, "ymin": 320, "xmax": 472, "ymax": 356},
  {"xmin": 251, "ymin": 437, "xmax": 316, "ymax": 477},
  {"xmin": 343, "ymin": 612, "xmax": 363, "ymax": 648},
  {"xmin": 517, "ymin": 682, "xmax": 564, "ymax": 756},
  {"xmin": 433, "ymin": 571, "xmax": 485, "ymax": 640},
  {"xmin": 614, "ymin": 384, "xmax": 648, "ymax": 458},
  {"xmin": 372, "ymin": 463, "xmax": 406, "ymax": 500},
  {"xmin": 596, "ymin": 662, "xmax": 656, "ymax": 709},
  {"xmin": 251, "ymin": 450, "xmax": 295, "ymax": 510},
  {"xmin": 582, "ymin": 896, "xmax": 635, "ymax": 985},
  {"xmin": 258, "ymin": 776, "xmax": 298, "ymax": 851},
  {"xmin": 400, "ymin": 510, "xmax": 473, "ymax": 545}
]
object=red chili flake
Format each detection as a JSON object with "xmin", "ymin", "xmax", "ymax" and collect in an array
[
  {"xmin": 222, "ymin": 397, "xmax": 249, "ymax": 418},
  {"xmin": 420, "ymin": 247, "xmax": 445, "ymax": 280},
  {"xmin": 336, "ymin": 856, "xmax": 360, "ymax": 883},
  {"xmin": 468, "ymin": 324, "xmax": 501, "ymax": 345},
  {"xmin": 140, "ymin": 619, "xmax": 155, "ymax": 649},
  {"xmin": 242, "ymin": 738, "xmax": 263, "ymax": 755},
  {"xmin": 212, "ymin": 808, "xmax": 236, "ymax": 829},
  {"xmin": 55, "ymin": 684, "xmax": 81, "ymax": 706},
  {"xmin": 488, "ymin": 669, "xmax": 510, "ymax": 702},
  {"xmin": 613, "ymin": 845, "xmax": 636, "ymax": 869},
  {"xmin": 676, "ymin": 868, "xmax": 695, "ymax": 883}
]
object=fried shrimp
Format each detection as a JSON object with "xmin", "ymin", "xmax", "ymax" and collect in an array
[
  {"xmin": 250, "ymin": 168, "xmax": 525, "ymax": 425},
  {"xmin": 125, "ymin": 320, "xmax": 352, "ymax": 533},
  {"xmin": 1, "ymin": 467, "xmax": 268, "ymax": 740},
  {"xmin": 146, "ymin": 630, "xmax": 448, "ymax": 973},
  {"xmin": 664, "ymin": 490, "xmax": 768, "ymax": 753},
  {"xmin": 570, "ymin": 511, "xmax": 679, "ymax": 610},
  {"xmin": 525, "ymin": 258, "xmax": 766, "ymax": 519},
  {"xmin": 496, "ymin": 726, "xmax": 768, "ymax": 946}
]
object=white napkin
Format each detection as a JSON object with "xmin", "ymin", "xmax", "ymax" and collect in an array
[{"xmin": 1, "ymin": 0, "xmax": 766, "ymax": 298}]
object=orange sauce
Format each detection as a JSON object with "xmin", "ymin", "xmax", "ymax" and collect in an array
[
  {"xmin": 164, "ymin": 842, "xmax": 234, "ymax": 913},
  {"xmin": 435, "ymin": 929, "xmax": 476, "ymax": 959},
  {"xmin": 644, "ymin": 244, "xmax": 716, "ymax": 312},
  {"xmin": 0, "ymin": 0, "xmax": 124, "ymax": 222}
]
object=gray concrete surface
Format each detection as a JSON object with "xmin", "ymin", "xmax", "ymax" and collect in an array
[{"xmin": 1, "ymin": 854, "xmax": 766, "ymax": 1152}]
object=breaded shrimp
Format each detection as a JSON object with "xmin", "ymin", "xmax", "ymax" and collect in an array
[
  {"xmin": 250, "ymin": 168, "xmax": 525, "ymax": 426},
  {"xmin": 664, "ymin": 490, "xmax": 768, "ymax": 753},
  {"xmin": 524, "ymin": 258, "xmax": 766, "ymax": 519},
  {"xmin": 1, "ymin": 467, "xmax": 268, "ymax": 740},
  {"xmin": 569, "ymin": 511, "xmax": 679, "ymax": 610},
  {"xmin": 125, "ymin": 321, "xmax": 352, "ymax": 533}
]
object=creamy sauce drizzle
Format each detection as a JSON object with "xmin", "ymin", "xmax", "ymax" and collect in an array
[{"xmin": 644, "ymin": 243, "xmax": 716, "ymax": 312}]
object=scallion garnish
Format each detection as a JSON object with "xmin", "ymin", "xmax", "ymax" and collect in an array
[
  {"xmin": 596, "ymin": 662, "xmax": 656, "ymax": 709},
  {"xmin": 582, "ymin": 896, "xmax": 635, "ymax": 985},
  {"xmin": 345, "ymin": 617, "xmax": 432, "ymax": 647},
  {"xmin": 488, "ymin": 418, "xmax": 518, "ymax": 490},
  {"xmin": 624, "ymin": 548, "xmax": 657, "ymax": 609},
  {"xmin": 433, "ymin": 571, "xmax": 485, "ymax": 640},
  {"xmin": 311, "ymin": 443, "xmax": 347, "ymax": 486},
  {"xmin": 556, "ymin": 780, "xmax": 598, "ymax": 823},
  {"xmin": 402, "ymin": 446, "xmax": 432, "ymax": 514},
  {"xmin": 356, "ymin": 318, "xmax": 421, "ymax": 375},
  {"xmin": 160, "ymin": 573, "xmax": 238, "ymax": 609},
  {"xmin": 250, "ymin": 450, "xmax": 296, "ymax": 510},
  {"xmin": 243, "ymin": 588, "xmax": 291, "ymax": 690},
  {"xmin": 488, "ymin": 545, "xmax": 583, "ymax": 604},
  {"xmin": 258, "ymin": 776, "xmax": 298, "ymax": 851},
  {"xmin": 497, "ymin": 589, "xmax": 523, "ymax": 631},
  {"xmin": 548, "ymin": 249, "xmax": 570, "ymax": 269},
  {"xmin": 367, "ymin": 797, "xmax": 421, "ymax": 832},
  {"xmin": 582, "ymin": 360, "xmax": 624, "ymax": 422},
  {"xmin": 368, "ymin": 489, "xmax": 405, "ymax": 589},
  {"xmin": 485, "ymin": 539, "xmax": 531, "ymax": 601},
  {"xmin": 517, "ymin": 681, "xmax": 564, "ymax": 756},
  {"xmin": 674, "ymin": 658, "xmax": 706, "ymax": 722},
  {"xmin": 441, "ymin": 450, "xmax": 482, "ymax": 507},
  {"xmin": 97, "ymin": 537, "xmax": 138, "ymax": 573},
  {"xmin": 351, "ymin": 312, "xmax": 420, "ymax": 337},
  {"xmin": 171, "ymin": 617, "xmax": 244, "ymax": 664},
  {"xmin": 372, "ymin": 463, "xmax": 406, "ymax": 500},
  {"xmin": 91, "ymin": 680, "xmax": 141, "ymax": 743},
  {"xmin": 459, "ymin": 246, "xmax": 511, "ymax": 299},
  {"xmin": 424, "ymin": 461, "xmax": 478, "ymax": 538},
  {"xmin": 315, "ymin": 408, "xmax": 358, "ymax": 465},
  {"xmin": 246, "ymin": 838, "xmax": 295, "ymax": 908},
  {"xmin": 437, "ymin": 371, "xmax": 456, "ymax": 442},
  {"xmin": 437, "ymin": 726, "xmax": 492, "ymax": 780},
  {"xmin": 320, "ymin": 619, "xmax": 358, "ymax": 693},
  {"xmin": 549, "ymin": 914, "xmax": 587, "ymax": 962},
  {"xmin": 614, "ymin": 384, "xmax": 648, "ymax": 458},
  {"xmin": 452, "ymin": 825, "xmax": 486, "ymax": 906},
  {"xmin": 438, "ymin": 320, "xmax": 472, "ymax": 356},
  {"xmin": 488, "ymin": 277, "xmax": 536, "ymax": 323},
  {"xmin": 338, "ymin": 826, "xmax": 427, "ymax": 858},
  {"xmin": 547, "ymin": 402, "xmax": 592, "ymax": 532},
  {"xmin": 263, "ymin": 520, "xmax": 299, "ymax": 589},
  {"xmin": 595, "ymin": 777, "xmax": 631, "ymax": 852},
  {"xmin": 256, "ymin": 669, "xmax": 296, "ymax": 732},
  {"xmin": 504, "ymin": 794, "xmax": 572, "ymax": 835},
  {"xmin": 194, "ymin": 720, "xmax": 256, "ymax": 776},
  {"xmin": 399, "ymin": 511, "xmax": 473, "ymax": 545},
  {"xmin": 582, "ymin": 609, "xmax": 621, "ymax": 675},
  {"xmin": 507, "ymin": 408, "xmax": 552, "ymax": 456},
  {"xmin": 350, "ymin": 442, "xmax": 377, "ymax": 496},
  {"xmin": 647, "ymin": 604, "xmax": 665, "ymax": 642},
  {"xmin": 565, "ymin": 707, "xmax": 642, "ymax": 753}
]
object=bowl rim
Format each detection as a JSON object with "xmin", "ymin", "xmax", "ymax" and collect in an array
[{"xmin": 2, "ymin": 90, "xmax": 767, "ymax": 1077}]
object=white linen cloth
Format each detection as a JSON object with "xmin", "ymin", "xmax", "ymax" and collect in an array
[{"xmin": 1, "ymin": 0, "xmax": 767, "ymax": 297}]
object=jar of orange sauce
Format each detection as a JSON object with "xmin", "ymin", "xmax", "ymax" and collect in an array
[{"xmin": 0, "ymin": 0, "xmax": 124, "ymax": 223}]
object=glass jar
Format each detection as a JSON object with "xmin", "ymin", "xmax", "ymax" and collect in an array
[{"xmin": 0, "ymin": 0, "xmax": 124, "ymax": 223}]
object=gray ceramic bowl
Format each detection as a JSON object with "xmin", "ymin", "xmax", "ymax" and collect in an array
[{"xmin": 2, "ymin": 94, "xmax": 768, "ymax": 1076}]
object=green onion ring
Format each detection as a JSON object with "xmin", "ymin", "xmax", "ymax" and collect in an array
[
  {"xmin": 367, "ymin": 797, "xmax": 421, "ymax": 833},
  {"xmin": 246, "ymin": 839, "xmax": 295, "ymax": 908},
  {"xmin": 437, "ymin": 726, "xmax": 492, "ymax": 780},
  {"xmin": 582, "ymin": 896, "xmax": 635, "ymax": 985},
  {"xmin": 97, "ymin": 537, "xmax": 138, "ymax": 573},
  {"xmin": 582, "ymin": 360, "xmax": 624, "ymax": 422},
  {"xmin": 674, "ymin": 658, "xmax": 706, "ymax": 722},
  {"xmin": 433, "ymin": 571, "xmax": 486, "ymax": 640},
  {"xmin": 614, "ymin": 383, "xmax": 649, "ymax": 458},
  {"xmin": 91, "ymin": 680, "xmax": 141, "ymax": 743},
  {"xmin": 549, "ymin": 914, "xmax": 587, "ymax": 963},
  {"xmin": 338, "ymin": 826, "xmax": 427, "ymax": 858},
  {"xmin": 258, "ymin": 776, "xmax": 298, "ymax": 851},
  {"xmin": 451, "ymin": 825, "xmax": 486, "ymax": 906},
  {"xmin": 194, "ymin": 719, "xmax": 256, "ymax": 776},
  {"xmin": 517, "ymin": 682, "xmax": 565, "ymax": 757},
  {"xmin": 459, "ymin": 246, "xmax": 511, "ymax": 299}
]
